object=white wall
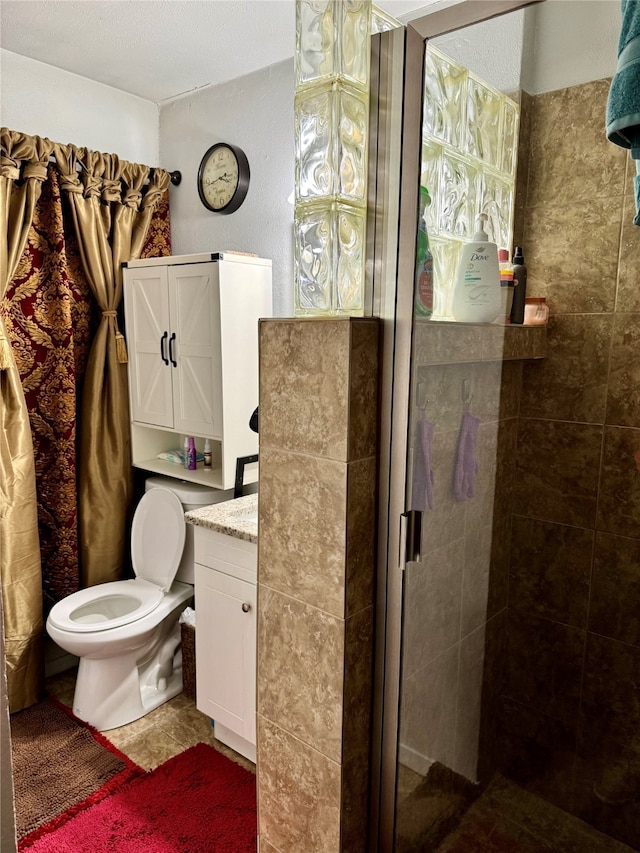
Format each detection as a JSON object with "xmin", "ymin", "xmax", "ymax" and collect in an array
[
  {"xmin": 433, "ymin": 10, "xmax": 526, "ymax": 93},
  {"xmin": 0, "ymin": 48, "xmax": 294, "ymax": 315},
  {"xmin": 427, "ymin": 0, "xmax": 619, "ymax": 95},
  {"xmin": 0, "ymin": 49, "xmax": 158, "ymax": 163},
  {"xmin": 522, "ymin": 0, "xmax": 620, "ymax": 95},
  {"xmin": 159, "ymin": 60, "xmax": 295, "ymax": 318}
]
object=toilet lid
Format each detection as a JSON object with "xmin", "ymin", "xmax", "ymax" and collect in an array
[{"xmin": 131, "ymin": 487, "xmax": 186, "ymax": 591}]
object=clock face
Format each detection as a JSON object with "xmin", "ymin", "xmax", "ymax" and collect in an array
[{"xmin": 197, "ymin": 143, "xmax": 250, "ymax": 214}]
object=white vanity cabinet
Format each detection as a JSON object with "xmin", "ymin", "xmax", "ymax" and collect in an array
[
  {"xmin": 193, "ymin": 525, "xmax": 257, "ymax": 762},
  {"xmin": 122, "ymin": 252, "xmax": 271, "ymax": 490}
]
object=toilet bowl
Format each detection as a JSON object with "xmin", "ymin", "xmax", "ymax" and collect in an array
[{"xmin": 46, "ymin": 486, "xmax": 197, "ymax": 731}]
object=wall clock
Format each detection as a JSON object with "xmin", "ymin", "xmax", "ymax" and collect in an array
[{"xmin": 197, "ymin": 142, "xmax": 250, "ymax": 214}]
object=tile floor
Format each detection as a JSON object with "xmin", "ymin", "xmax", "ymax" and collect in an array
[
  {"xmin": 43, "ymin": 673, "xmax": 638, "ymax": 851},
  {"xmin": 45, "ymin": 668, "xmax": 255, "ymax": 775},
  {"xmin": 396, "ymin": 764, "xmax": 637, "ymax": 853}
]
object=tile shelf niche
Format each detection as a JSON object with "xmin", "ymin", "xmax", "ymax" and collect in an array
[{"xmin": 413, "ymin": 319, "xmax": 547, "ymax": 366}]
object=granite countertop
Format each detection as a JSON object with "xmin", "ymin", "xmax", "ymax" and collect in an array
[{"xmin": 184, "ymin": 493, "xmax": 258, "ymax": 543}]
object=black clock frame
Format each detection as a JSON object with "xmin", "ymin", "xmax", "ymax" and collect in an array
[{"xmin": 197, "ymin": 142, "xmax": 250, "ymax": 214}]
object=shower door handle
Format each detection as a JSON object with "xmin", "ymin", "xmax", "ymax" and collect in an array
[
  {"xmin": 160, "ymin": 331, "xmax": 169, "ymax": 365},
  {"xmin": 168, "ymin": 332, "xmax": 177, "ymax": 367},
  {"xmin": 399, "ymin": 510, "xmax": 422, "ymax": 571}
]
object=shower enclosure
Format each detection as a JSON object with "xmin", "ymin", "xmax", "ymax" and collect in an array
[{"xmin": 371, "ymin": 2, "xmax": 638, "ymax": 850}]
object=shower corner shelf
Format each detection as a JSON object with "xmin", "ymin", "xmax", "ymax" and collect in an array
[{"xmin": 413, "ymin": 318, "xmax": 546, "ymax": 367}]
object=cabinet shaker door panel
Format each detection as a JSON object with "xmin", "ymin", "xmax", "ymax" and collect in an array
[
  {"xmin": 195, "ymin": 563, "xmax": 256, "ymax": 742},
  {"xmin": 123, "ymin": 267, "xmax": 174, "ymax": 428},
  {"xmin": 169, "ymin": 264, "xmax": 222, "ymax": 438}
]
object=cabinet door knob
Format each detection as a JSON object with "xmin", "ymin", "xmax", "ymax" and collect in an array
[{"xmin": 241, "ymin": 602, "xmax": 251, "ymax": 613}]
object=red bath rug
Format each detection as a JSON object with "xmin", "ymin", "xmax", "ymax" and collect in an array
[{"xmin": 22, "ymin": 741, "xmax": 257, "ymax": 852}]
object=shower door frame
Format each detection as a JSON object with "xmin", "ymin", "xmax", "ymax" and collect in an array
[{"xmin": 369, "ymin": 2, "xmax": 543, "ymax": 850}]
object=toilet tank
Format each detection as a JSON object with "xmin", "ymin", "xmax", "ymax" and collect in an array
[{"xmin": 144, "ymin": 476, "xmax": 233, "ymax": 584}]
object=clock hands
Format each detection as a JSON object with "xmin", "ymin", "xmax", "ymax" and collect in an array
[{"xmin": 205, "ymin": 172, "xmax": 234, "ymax": 187}]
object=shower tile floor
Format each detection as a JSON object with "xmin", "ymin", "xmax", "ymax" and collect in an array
[
  {"xmin": 436, "ymin": 777, "xmax": 637, "ymax": 852},
  {"xmin": 45, "ymin": 668, "xmax": 255, "ymax": 774},
  {"xmin": 397, "ymin": 765, "xmax": 637, "ymax": 853}
]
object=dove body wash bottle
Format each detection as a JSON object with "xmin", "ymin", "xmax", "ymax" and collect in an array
[{"xmin": 451, "ymin": 215, "xmax": 501, "ymax": 323}]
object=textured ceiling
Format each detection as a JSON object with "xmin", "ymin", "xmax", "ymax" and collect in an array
[{"xmin": 0, "ymin": 0, "xmax": 434, "ymax": 103}]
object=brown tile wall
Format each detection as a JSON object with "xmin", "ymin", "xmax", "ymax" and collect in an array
[
  {"xmin": 256, "ymin": 318, "xmax": 379, "ymax": 853},
  {"xmin": 502, "ymin": 77, "xmax": 640, "ymax": 847},
  {"xmin": 399, "ymin": 326, "xmax": 531, "ymax": 787}
]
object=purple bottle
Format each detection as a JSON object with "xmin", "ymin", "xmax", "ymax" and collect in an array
[{"xmin": 187, "ymin": 437, "xmax": 197, "ymax": 471}]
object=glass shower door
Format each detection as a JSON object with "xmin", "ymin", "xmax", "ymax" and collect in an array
[
  {"xmin": 376, "ymin": 4, "xmax": 640, "ymax": 852},
  {"xmin": 393, "ymin": 42, "xmax": 517, "ymax": 853},
  {"xmin": 368, "ymin": 8, "xmax": 529, "ymax": 850}
]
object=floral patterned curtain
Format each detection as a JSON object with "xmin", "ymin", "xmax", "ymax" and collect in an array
[{"xmin": 5, "ymin": 166, "xmax": 96, "ymax": 609}]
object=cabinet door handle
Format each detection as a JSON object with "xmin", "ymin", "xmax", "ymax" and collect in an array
[
  {"xmin": 168, "ymin": 332, "xmax": 177, "ymax": 367},
  {"xmin": 241, "ymin": 602, "xmax": 251, "ymax": 613},
  {"xmin": 160, "ymin": 331, "xmax": 169, "ymax": 365}
]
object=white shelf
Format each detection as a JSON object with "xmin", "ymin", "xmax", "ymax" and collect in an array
[
  {"xmin": 134, "ymin": 458, "xmax": 225, "ymax": 489},
  {"xmin": 133, "ymin": 457, "xmax": 259, "ymax": 491}
]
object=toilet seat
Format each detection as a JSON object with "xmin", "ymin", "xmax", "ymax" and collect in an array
[
  {"xmin": 47, "ymin": 579, "xmax": 164, "ymax": 633},
  {"xmin": 48, "ymin": 487, "xmax": 186, "ymax": 634}
]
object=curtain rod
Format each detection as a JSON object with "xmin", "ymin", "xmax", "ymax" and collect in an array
[
  {"xmin": 42, "ymin": 153, "xmax": 182, "ymax": 186},
  {"xmin": 1, "ymin": 140, "xmax": 181, "ymax": 186}
]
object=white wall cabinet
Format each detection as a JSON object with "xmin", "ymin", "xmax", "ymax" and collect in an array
[
  {"xmin": 123, "ymin": 252, "xmax": 271, "ymax": 490},
  {"xmin": 193, "ymin": 527, "xmax": 257, "ymax": 763}
]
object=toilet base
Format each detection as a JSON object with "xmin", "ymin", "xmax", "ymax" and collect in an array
[
  {"xmin": 73, "ymin": 660, "xmax": 184, "ymax": 732},
  {"xmin": 72, "ymin": 622, "xmax": 185, "ymax": 731}
]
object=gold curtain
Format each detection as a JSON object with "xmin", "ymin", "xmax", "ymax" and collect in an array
[
  {"xmin": 0, "ymin": 129, "xmax": 51, "ymax": 711},
  {"xmin": 53, "ymin": 144, "xmax": 170, "ymax": 587}
]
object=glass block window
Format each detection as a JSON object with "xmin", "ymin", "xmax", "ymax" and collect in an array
[
  {"xmin": 294, "ymin": 0, "xmax": 371, "ymax": 316},
  {"xmin": 422, "ymin": 43, "xmax": 519, "ymax": 320}
]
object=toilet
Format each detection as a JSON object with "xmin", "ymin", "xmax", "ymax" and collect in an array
[{"xmin": 46, "ymin": 477, "xmax": 224, "ymax": 731}]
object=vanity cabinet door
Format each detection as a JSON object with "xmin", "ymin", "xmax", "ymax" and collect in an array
[{"xmin": 194, "ymin": 562, "xmax": 256, "ymax": 744}]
